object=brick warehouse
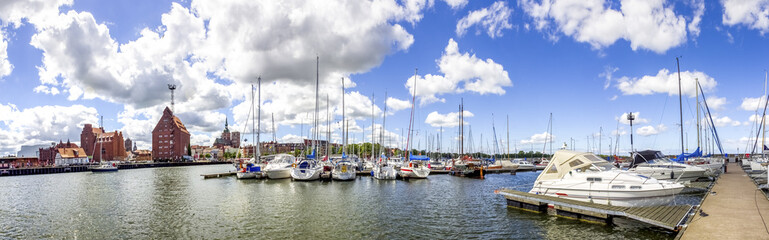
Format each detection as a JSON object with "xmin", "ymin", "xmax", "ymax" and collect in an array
[
  {"xmin": 152, "ymin": 107, "xmax": 190, "ymax": 161},
  {"xmin": 81, "ymin": 124, "xmax": 127, "ymax": 161}
]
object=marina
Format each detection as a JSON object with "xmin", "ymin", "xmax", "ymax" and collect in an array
[{"xmin": 0, "ymin": 164, "xmax": 701, "ymax": 239}]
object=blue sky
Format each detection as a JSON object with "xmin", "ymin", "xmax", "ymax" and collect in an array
[{"xmin": 0, "ymin": 0, "xmax": 768, "ymax": 156}]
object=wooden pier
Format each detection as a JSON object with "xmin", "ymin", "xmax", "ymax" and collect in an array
[
  {"xmin": 497, "ymin": 189, "xmax": 695, "ymax": 231},
  {"xmin": 201, "ymin": 172, "xmax": 237, "ymax": 179},
  {"xmin": 677, "ymin": 163, "xmax": 769, "ymax": 239}
]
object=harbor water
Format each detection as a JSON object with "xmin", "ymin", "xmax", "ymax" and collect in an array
[{"xmin": 0, "ymin": 164, "xmax": 696, "ymax": 239}]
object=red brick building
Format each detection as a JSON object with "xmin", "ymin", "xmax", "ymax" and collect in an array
[
  {"xmin": 80, "ymin": 124, "xmax": 127, "ymax": 161},
  {"xmin": 39, "ymin": 140, "xmax": 79, "ymax": 165},
  {"xmin": 152, "ymin": 107, "xmax": 190, "ymax": 161},
  {"xmin": 213, "ymin": 118, "xmax": 240, "ymax": 148}
]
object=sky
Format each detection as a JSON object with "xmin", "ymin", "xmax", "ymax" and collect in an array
[{"xmin": 0, "ymin": 0, "xmax": 768, "ymax": 157}]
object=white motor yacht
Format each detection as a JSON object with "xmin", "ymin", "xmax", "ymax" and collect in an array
[
  {"xmin": 399, "ymin": 155, "xmax": 431, "ymax": 179},
  {"xmin": 512, "ymin": 158, "xmax": 535, "ymax": 171},
  {"xmin": 290, "ymin": 159, "xmax": 322, "ymax": 181},
  {"xmin": 264, "ymin": 154, "xmax": 295, "ymax": 179},
  {"xmin": 628, "ymin": 150, "xmax": 707, "ymax": 182},
  {"xmin": 530, "ymin": 150, "xmax": 685, "ymax": 207}
]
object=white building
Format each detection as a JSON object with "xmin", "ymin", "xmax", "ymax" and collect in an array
[{"xmin": 55, "ymin": 148, "xmax": 89, "ymax": 166}]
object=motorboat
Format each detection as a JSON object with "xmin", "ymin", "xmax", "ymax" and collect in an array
[
  {"xmin": 512, "ymin": 158, "xmax": 535, "ymax": 171},
  {"xmin": 291, "ymin": 159, "xmax": 322, "ymax": 181},
  {"xmin": 530, "ymin": 150, "xmax": 685, "ymax": 207},
  {"xmin": 331, "ymin": 159, "xmax": 356, "ymax": 181},
  {"xmin": 90, "ymin": 162, "xmax": 118, "ymax": 172},
  {"xmin": 628, "ymin": 150, "xmax": 707, "ymax": 182},
  {"xmin": 429, "ymin": 159, "xmax": 445, "ymax": 170},
  {"xmin": 264, "ymin": 154, "xmax": 295, "ymax": 179},
  {"xmin": 399, "ymin": 155, "xmax": 430, "ymax": 179},
  {"xmin": 499, "ymin": 159, "xmax": 519, "ymax": 171},
  {"xmin": 449, "ymin": 156, "xmax": 484, "ymax": 178},
  {"xmin": 235, "ymin": 158, "xmax": 262, "ymax": 179},
  {"xmin": 686, "ymin": 157, "xmax": 724, "ymax": 177}
]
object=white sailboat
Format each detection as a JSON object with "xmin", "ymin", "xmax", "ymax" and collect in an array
[
  {"xmin": 530, "ymin": 150, "xmax": 685, "ymax": 207},
  {"xmin": 331, "ymin": 157, "xmax": 356, "ymax": 181},
  {"xmin": 91, "ymin": 117, "xmax": 118, "ymax": 173},
  {"xmin": 399, "ymin": 69, "xmax": 430, "ymax": 179},
  {"xmin": 291, "ymin": 56, "xmax": 323, "ymax": 181},
  {"xmin": 238, "ymin": 78, "xmax": 264, "ymax": 179}
]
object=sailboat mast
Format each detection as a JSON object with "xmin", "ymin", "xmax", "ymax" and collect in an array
[
  {"xmin": 696, "ymin": 78, "xmax": 701, "ymax": 150},
  {"xmin": 371, "ymin": 92, "xmax": 375, "ymax": 160},
  {"xmin": 381, "ymin": 91, "xmax": 388, "ymax": 157},
  {"xmin": 327, "ymin": 94, "xmax": 330, "ymax": 158},
  {"xmin": 676, "ymin": 57, "xmax": 685, "ymax": 155},
  {"xmin": 257, "ymin": 77, "xmax": 261, "ymax": 161},
  {"xmin": 342, "ymin": 77, "xmax": 346, "ymax": 155},
  {"xmin": 406, "ymin": 68, "xmax": 417, "ymax": 160},
  {"xmin": 251, "ymin": 84, "xmax": 255, "ymax": 160},
  {"xmin": 313, "ymin": 56, "xmax": 319, "ymax": 156},
  {"xmin": 506, "ymin": 115, "xmax": 509, "ymax": 159}
]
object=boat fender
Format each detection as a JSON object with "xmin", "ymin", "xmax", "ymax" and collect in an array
[
  {"xmin": 370, "ymin": 171, "xmax": 374, "ymax": 176},
  {"xmin": 670, "ymin": 171, "xmax": 674, "ymax": 179}
]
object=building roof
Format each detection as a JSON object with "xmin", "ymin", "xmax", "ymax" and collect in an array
[{"xmin": 57, "ymin": 148, "xmax": 88, "ymax": 158}]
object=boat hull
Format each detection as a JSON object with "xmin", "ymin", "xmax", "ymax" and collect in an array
[
  {"xmin": 265, "ymin": 168, "xmax": 291, "ymax": 179},
  {"xmin": 373, "ymin": 166, "xmax": 398, "ymax": 180},
  {"xmin": 399, "ymin": 167, "xmax": 430, "ymax": 179},
  {"xmin": 530, "ymin": 185, "xmax": 684, "ymax": 207},
  {"xmin": 90, "ymin": 168, "xmax": 118, "ymax": 172},
  {"xmin": 236, "ymin": 171, "xmax": 258, "ymax": 179},
  {"xmin": 331, "ymin": 171, "xmax": 356, "ymax": 180},
  {"xmin": 291, "ymin": 168, "xmax": 322, "ymax": 181}
]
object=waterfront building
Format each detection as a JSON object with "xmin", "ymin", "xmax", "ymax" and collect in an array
[
  {"xmin": 17, "ymin": 144, "xmax": 50, "ymax": 158},
  {"xmin": 213, "ymin": 118, "xmax": 240, "ymax": 148},
  {"xmin": 54, "ymin": 147, "xmax": 89, "ymax": 166},
  {"xmin": 81, "ymin": 124, "xmax": 128, "ymax": 161},
  {"xmin": 0, "ymin": 156, "xmax": 40, "ymax": 168},
  {"xmin": 39, "ymin": 140, "xmax": 79, "ymax": 165},
  {"xmin": 125, "ymin": 137, "xmax": 135, "ymax": 152},
  {"xmin": 152, "ymin": 107, "xmax": 190, "ymax": 161}
]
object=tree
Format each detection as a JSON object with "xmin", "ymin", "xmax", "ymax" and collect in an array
[{"xmin": 187, "ymin": 143, "xmax": 192, "ymax": 156}]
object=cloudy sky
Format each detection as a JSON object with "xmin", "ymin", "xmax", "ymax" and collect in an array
[{"xmin": 0, "ymin": 0, "xmax": 767, "ymax": 156}]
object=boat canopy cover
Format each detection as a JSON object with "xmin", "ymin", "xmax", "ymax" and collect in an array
[
  {"xmin": 409, "ymin": 154, "xmax": 430, "ymax": 161},
  {"xmin": 298, "ymin": 161, "xmax": 310, "ymax": 168},
  {"xmin": 630, "ymin": 150, "xmax": 665, "ymax": 168},
  {"xmin": 306, "ymin": 149, "xmax": 316, "ymax": 159},
  {"xmin": 671, "ymin": 147, "xmax": 702, "ymax": 163},
  {"xmin": 536, "ymin": 150, "xmax": 615, "ymax": 182}
]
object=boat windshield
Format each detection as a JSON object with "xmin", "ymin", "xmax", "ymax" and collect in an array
[{"xmin": 587, "ymin": 161, "xmax": 616, "ymax": 172}]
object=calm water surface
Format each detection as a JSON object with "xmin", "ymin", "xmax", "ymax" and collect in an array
[{"xmin": 0, "ymin": 164, "xmax": 688, "ymax": 239}]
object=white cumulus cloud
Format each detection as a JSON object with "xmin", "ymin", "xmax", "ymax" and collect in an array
[
  {"xmin": 407, "ymin": 38, "xmax": 512, "ymax": 105},
  {"xmin": 456, "ymin": 1, "xmax": 513, "ymax": 38},
  {"xmin": 636, "ymin": 124, "xmax": 667, "ymax": 136},
  {"xmin": 0, "ymin": 103, "xmax": 98, "ymax": 155},
  {"xmin": 616, "ymin": 68, "xmax": 716, "ymax": 97},
  {"xmin": 521, "ymin": 132, "xmax": 555, "ymax": 144},
  {"xmin": 519, "ymin": 0, "xmax": 698, "ymax": 53},
  {"xmin": 721, "ymin": 0, "xmax": 769, "ymax": 34},
  {"xmin": 425, "ymin": 110, "xmax": 473, "ymax": 128},
  {"xmin": 741, "ymin": 96, "xmax": 767, "ymax": 111}
]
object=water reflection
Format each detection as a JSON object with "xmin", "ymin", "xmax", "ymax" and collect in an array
[{"xmin": 0, "ymin": 165, "xmax": 687, "ymax": 239}]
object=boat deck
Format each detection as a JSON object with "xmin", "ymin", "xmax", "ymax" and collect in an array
[
  {"xmin": 497, "ymin": 189, "xmax": 694, "ymax": 231},
  {"xmin": 678, "ymin": 163, "xmax": 769, "ymax": 239}
]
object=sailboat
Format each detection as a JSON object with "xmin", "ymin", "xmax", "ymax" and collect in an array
[
  {"xmin": 291, "ymin": 56, "xmax": 324, "ymax": 181},
  {"xmin": 373, "ymin": 91, "xmax": 398, "ymax": 180},
  {"xmin": 627, "ymin": 58, "xmax": 706, "ymax": 182},
  {"xmin": 237, "ymin": 78, "xmax": 264, "ymax": 179},
  {"xmin": 91, "ymin": 117, "xmax": 118, "ymax": 173},
  {"xmin": 399, "ymin": 69, "xmax": 431, "ymax": 179}
]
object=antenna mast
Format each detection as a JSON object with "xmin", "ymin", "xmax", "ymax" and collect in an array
[{"xmin": 167, "ymin": 84, "xmax": 176, "ymax": 112}]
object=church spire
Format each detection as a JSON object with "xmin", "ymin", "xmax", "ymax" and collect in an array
[{"xmin": 225, "ymin": 117, "xmax": 229, "ymax": 131}]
